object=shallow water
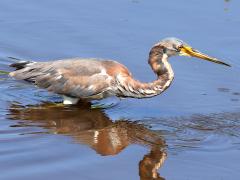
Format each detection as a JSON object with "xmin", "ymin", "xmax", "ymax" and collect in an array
[{"xmin": 0, "ymin": 0, "xmax": 240, "ymax": 179}]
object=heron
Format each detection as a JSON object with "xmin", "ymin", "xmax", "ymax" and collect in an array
[{"xmin": 9, "ymin": 38, "xmax": 230, "ymax": 105}]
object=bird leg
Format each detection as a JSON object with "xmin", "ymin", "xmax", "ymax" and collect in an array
[{"xmin": 62, "ymin": 95, "xmax": 80, "ymax": 105}]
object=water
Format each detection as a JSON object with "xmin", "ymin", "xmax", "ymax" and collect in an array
[{"xmin": 0, "ymin": 0, "xmax": 240, "ymax": 179}]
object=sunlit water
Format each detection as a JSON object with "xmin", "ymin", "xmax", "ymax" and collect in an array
[{"xmin": 0, "ymin": 0, "xmax": 240, "ymax": 180}]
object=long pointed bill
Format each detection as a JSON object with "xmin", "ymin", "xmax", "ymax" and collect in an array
[{"xmin": 179, "ymin": 45, "xmax": 231, "ymax": 67}]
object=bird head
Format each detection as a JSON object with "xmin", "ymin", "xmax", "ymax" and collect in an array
[{"xmin": 159, "ymin": 37, "xmax": 230, "ymax": 67}]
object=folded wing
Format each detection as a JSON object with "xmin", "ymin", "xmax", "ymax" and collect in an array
[{"xmin": 10, "ymin": 58, "xmax": 114, "ymax": 98}]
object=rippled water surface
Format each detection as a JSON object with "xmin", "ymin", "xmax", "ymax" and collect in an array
[{"xmin": 0, "ymin": 0, "xmax": 240, "ymax": 179}]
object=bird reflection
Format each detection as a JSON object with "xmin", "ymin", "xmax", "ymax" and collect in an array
[{"xmin": 8, "ymin": 102, "xmax": 166, "ymax": 180}]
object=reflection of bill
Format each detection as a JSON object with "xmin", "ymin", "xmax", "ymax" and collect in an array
[
  {"xmin": 8, "ymin": 102, "xmax": 166, "ymax": 180},
  {"xmin": 224, "ymin": 0, "xmax": 231, "ymax": 12}
]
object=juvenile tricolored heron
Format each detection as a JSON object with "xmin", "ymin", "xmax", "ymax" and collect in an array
[{"xmin": 9, "ymin": 38, "xmax": 230, "ymax": 105}]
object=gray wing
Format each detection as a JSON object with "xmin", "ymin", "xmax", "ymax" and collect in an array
[{"xmin": 9, "ymin": 58, "xmax": 114, "ymax": 98}]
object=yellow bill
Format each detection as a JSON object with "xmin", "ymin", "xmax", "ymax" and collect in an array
[{"xmin": 179, "ymin": 45, "xmax": 231, "ymax": 67}]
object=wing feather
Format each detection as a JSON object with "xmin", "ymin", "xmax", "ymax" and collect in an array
[{"xmin": 10, "ymin": 58, "xmax": 114, "ymax": 98}]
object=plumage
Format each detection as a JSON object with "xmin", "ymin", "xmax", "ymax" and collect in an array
[
  {"xmin": 9, "ymin": 38, "xmax": 230, "ymax": 105},
  {"xmin": 10, "ymin": 59, "xmax": 122, "ymax": 99}
]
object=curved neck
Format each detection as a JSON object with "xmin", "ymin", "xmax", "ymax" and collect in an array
[
  {"xmin": 148, "ymin": 44, "xmax": 173, "ymax": 77},
  {"xmin": 116, "ymin": 45, "xmax": 174, "ymax": 98}
]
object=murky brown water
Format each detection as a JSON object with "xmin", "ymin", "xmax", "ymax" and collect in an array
[{"xmin": 0, "ymin": 0, "xmax": 240, "ymax": 179}]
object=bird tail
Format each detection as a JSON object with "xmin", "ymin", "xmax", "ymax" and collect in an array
[
  {"xmin": 0, "ymin": 57, "xmax": 28, "ymax": 75},
  {"xmin": 10, "ymin": 60, "xmax": 33, "ymax": 70}
]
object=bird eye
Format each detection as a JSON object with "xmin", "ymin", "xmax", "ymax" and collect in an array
[{"xmin": 176, "ymin": 45, "xmax": 183, "ymax": 52}]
